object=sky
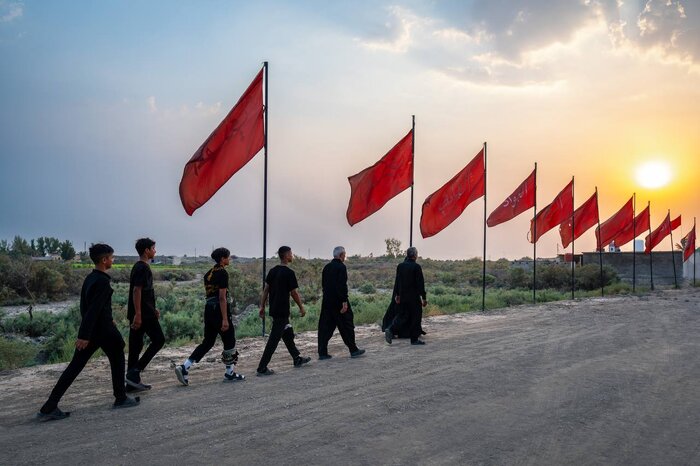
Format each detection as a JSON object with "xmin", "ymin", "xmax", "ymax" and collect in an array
[{"xmin": 1, "ymin": 0, "xmax": 699, "ymax": 260}]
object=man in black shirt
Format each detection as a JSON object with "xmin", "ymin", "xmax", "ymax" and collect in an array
[
  {"xmin": 318, "ymin": 246, "xmax": 365, "ymax": 359},
  {"xmin": 256, "ymin": 246, "xmax": 311, "ymax": 375},
  {"xmin": 37, "ymin": 244, "xmax": 139, "ymax": 421},
  {"xmin": 385, "ymin": 247, "xmax": 427, "ymax": 345},
  {"xmin": 175, "ymin": 247, "xmax": 244, "ymax": 385},
  {"xmin": 126, "ymin": 238, "xmax": 165, "ymax": 391}
]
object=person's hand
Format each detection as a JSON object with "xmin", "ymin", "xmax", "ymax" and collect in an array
[
  {"xmin": 259, "ymin": 307, "xmax": 265, "ymax": 319},
  {"xmin": 395, "ymin": 296, "xmax": 401, "ymax": 304},
  {"xmin": 422, "ymin": 298, "xmax": 428, "ymax": 307},
  {"xmin": 221, "ymin": 318, "xmax": 230, "ymax": 332},
  {"xmin": 341, "ymin": 302, "xmax": 348, "ymax": 314},
  {"xmin": 299, "ymin": 306, "xmax": 306, "ymax": 318},
  {"xmin": 131, "ymin": 315, "xmax": 142, "ymax": 330},
  {"xmin": 75, "ymin": 339, "xmax": 89, "ymax": 350},
  {"xmin": 155, "ymin": 309, "xmax": 161, "ymax": 319}
]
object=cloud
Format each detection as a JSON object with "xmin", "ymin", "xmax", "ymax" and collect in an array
[
  {"xmin": 146, "ymin": 96, "xmax": 158, "ymax": 113},
  {"xmin": 0, "ymin": 1, "xmax": 22, "ymax": 23},
  {"xmin": 350, "ymin": 1, "xmax": 700, "ymax": 86}
]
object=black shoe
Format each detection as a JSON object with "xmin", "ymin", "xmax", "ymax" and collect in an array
[
  {"xmin": 36, "ymin": 408, "xmax": 70, "ymax": 422},
  {"xmin": 350, "ymin": 349, "xmax": 366, "ymax": 358},
  {"xmin": 318, "ymin": 354, "xmax": 332, "ymax": 360},
  {"xmin": 384, "ymin": 328, "xmax": 393, "ymax": 344},
  {"xmin": 174, "ymin": 365, "xmax": 189, "ymax": 386},
  {"xmin": 125, "ymin": 382, "xmax": 151, "ymax": 393},
  {"xmin": 113, "ymin": 396, "xmax": 140, "ymax": 409},
  {"xmin": 411, "ymin": 339, "xmax": 426, "ymax": 345},
  {"xmin": 420, "ymin": 330, "xmax": 427, "ymax": 336},
  {"xmin": 256, "ymin": 368, "xmax": 275, "ymax": 376},
  {"xmin": 125, "ymin": 368, "xmax": 141, "ymax": 385},
  {"xmin": 294, "ymin": 356, "xmax": 311, "ymax": 367},
  {"xmin": 223, "ymin": 372, "xmax": 246, "ymax": 382}
]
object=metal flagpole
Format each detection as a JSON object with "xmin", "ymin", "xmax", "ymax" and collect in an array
[
  {"xmin": 533, "ymin": 163, "xmax": 538, "ymax": 304},
  {"xmin": 482, "ymin": 142, "xmax": 487, "ymax": 312},
  {"xmin": 694, "ymin": 217, "xmax": 697, "ymax": 287},
  {"xmin": 649, "ymin": 202, "xmax": 654, "ymax": 291},
  {"xmin": 669, "ymin": 210, "xmax": 678, "ymax": 289},
  {"xmin": 632, "ymin": 193, "xmax": 636, "ymax": 293},
  {"xmin": 261, "ymin": 61, "xmax": 269, "ymax": 337},
  {"xmin": 410, "ymin": 115, "xmax": 415, "ymax": 247},
  {"xmin": 596, "ymin": 187, "xmax": 604, "ymax": 296},
  {"xmin": 571, "ymin": 176, "xmax": 575, "ymax": 300}
]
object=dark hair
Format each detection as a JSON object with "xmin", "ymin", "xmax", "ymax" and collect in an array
[
  {"xmin": 135, "ymin": 238, "xmax": 156, "ymax": 256},
  {"xmin": 211, "ymin": 247, "xmax": 230, "ymax": 264},
  {"xmin": 89, "ymin": 243, "xmax": 114, "ymax": 265},
  {"xmin": 277, "ymin": 246, "xmax": 291, "ymax": 259}
]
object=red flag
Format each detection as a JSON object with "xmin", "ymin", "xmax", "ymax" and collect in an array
[
  {"xmin": 420, "ymin": 149, "xmax": 485, "ymax": 238},
  {"xmin": 612, "ymin": 204, "xmax": 650, "ymax": 248},
  {"xmin": 559, "ymin": 191, "xmax": 598, "ymax": 249},
  {"xmin": 179, "ymin": 68, "xmax": 265, "ymax": 216},
  {"xmin": 487, "ymin": 169, "xmax": 535, "ymax": 227},
  {"xmin": 595, "ymin": 197, "xmax": 634, "ymax": 250},
  {"xmin": 645, "ymin": 213, "xmax": 671, "ymax": 253},
  {"xmin": 346, "ymin": 130, "xmax": 413, "ymax": 226},
  {"xmin": 683, "ymin": 226, "xmax": 696, "ymax": 262},
  {"xmin": 671, "ymin": 215, "xmax": 681, "ymax": 231},
  {"xmin": 529, "ymin": 179, "xmax": 573, "ymax": 243}
]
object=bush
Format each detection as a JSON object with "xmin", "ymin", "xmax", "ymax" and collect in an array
[
  {"xmin": 575, "ymin": 265, "xmax": 619, "ymax": 290},
  {"xmin": 358, "ymin": 282, "xmax": 376, "ymax": 294},
  {"xmin": 0, "ymin": 337, "xmax": 38, "ymax": 370}
]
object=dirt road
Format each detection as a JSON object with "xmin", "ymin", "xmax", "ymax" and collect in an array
[{"xmin": 1, "ymin": 289, "xmax": 699, "ymax": 465}]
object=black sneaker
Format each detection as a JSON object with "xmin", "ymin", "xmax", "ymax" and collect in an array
[
  {"xmin": 256, "ymin": 368, "xmax": 275, "ymax": 376},
  {"xmin": 384, "ymin": 328, "xmax": 393, "ymax": 344},
  {"xmin": 350, "ymin": 349, "xmax": 366, "ymax": 358},
  {"xmin": 125, "ymin": 382, "xmax": 151, "ymax": 393},
  {"xmin": 125, "ymin": 368, "xmax": 141, "ymax": 385},
  {"xmin": 113, "ymin": 396, "xmax": 140, "ymax": 409},
  {"xmin": 410, "ymin": 339, "xmax": 426, "ymax": 345},
  {"xmin": 175, "ymin": 365, "xmax": 189, "ymax": 386},
  {"xmin": 36, "ymin": 408, "xmax": 70, "ymax": 422},
  {"xmin": 318, "ymin": 354, "xmax": 332, "ymax": 360},
  {"xmin": 294, "ymin": 356, "xmax": 311, "ymax": 367},
  {"xmin": 223, "ymin": 372, "xmax": 246, "ymax": 382}
]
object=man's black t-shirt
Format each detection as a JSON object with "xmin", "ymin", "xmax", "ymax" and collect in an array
[
  {"xmin": 204, "ymin": 265, "xmax": 229, "ymax": 299},
  {"xmin": 266, "ymin": 265, "xmax": 299, "ymax": 318},
  {"xmin": 128, "ymin": 261, "xmax": 156, "ymax": 321}
]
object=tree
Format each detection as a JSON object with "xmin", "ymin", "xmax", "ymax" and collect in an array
[
  {"xmin": 59, "ymin": 240, "xmax": 76, "ymax": 261},
  {"xmin": 10, "ymin": 236, "xmax": 33, "ymax": 257},
  {"xmin": 384, "ymin": 238, "xmax": 402, "ymax": 258}
]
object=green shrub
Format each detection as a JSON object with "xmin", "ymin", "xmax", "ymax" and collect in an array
[{"xmin": 0, "ymin": 337, "xmax": 38, "ymax": 370}]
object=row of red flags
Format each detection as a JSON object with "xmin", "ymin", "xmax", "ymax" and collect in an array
[{"xmin": 177, "ymin": 66, "xmax": 696, "ymax": 262}]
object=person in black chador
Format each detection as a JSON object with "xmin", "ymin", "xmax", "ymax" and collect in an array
[
  {"xmin": 256, "ymin": 246, "xmax": 311, "ymax": 375},
  {"xmin": 318, "ymin": 246, "xmax": 365, "ymax": 360},
  {"xmin": 125, "ymin": 238, "xmax": 165, "ymax": 392},
  {"xmin": 384, "ymin": 247, "xmax": 427, "ymax": 345},
  {"xmin": 174, "ymin": 247, "xmax": 244, "ymax": 386},
  {"xmin": 37, "ymin": 244, "xmax": 140, "ymax": 421}
]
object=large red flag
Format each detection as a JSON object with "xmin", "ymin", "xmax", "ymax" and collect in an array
[
  {"xmin": 420, "ymin": 148, "xmax": 485, "ymax": 238},
  {"xmin": 671, "ymin": 215, "xmax": 681, "ymax": 231},
  {"xmin": 346, "ymin": 130, "xmax": 413, "ymax": 226},
  {"xmin": 683, "ymin": 226, "xmax": 696, "ymax": 262},
  {"xmin": 559, "ymin": 191, "xmax": 598, "ymax": 249},
  {"xmin": 612, "ymin": 204, "xmax": 650, "ymax": 248},
  {"xmin": 644, "ymin": 213, "xmax": 671, "ymax": 253},
  {"xmin": 179, "ymin": 68, "xmax": 265, "ymax": 216},
  {"xmin": 595, "ymin": 197, "xmax": 634, "ymax": 250},
  {"xmin": 487, "ymin": 169, "xmax": 535, "ymax": 227},
  {"xmin": 529, "ymin": 179, "xmax": 573, "ymax": 243}
]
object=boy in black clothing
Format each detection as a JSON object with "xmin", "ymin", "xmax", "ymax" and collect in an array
[
  {"xmin": 126, "ymin": 238, "xmax": 165, "ymax": 391},
  {"xmin": 256, "ymin": 246, "xmax": 311, "ymax": 376},
  {"xmin": 174, "ymin": 247, "xmax": 244, "ymax": 385},
  {"xmin": 37, "ymin": 244, "xmax": 139, "ymax": 421}
]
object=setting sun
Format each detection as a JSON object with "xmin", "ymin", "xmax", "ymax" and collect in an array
[{"xmin": 635, "ymin": 161, "xmax": 673, "ymax": 189}]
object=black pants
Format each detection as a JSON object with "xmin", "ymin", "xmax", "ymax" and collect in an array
[
  {"xmin": 257, "ymin": 317, "xmax": 300, "ymax": 371},
  {"xmin": 188, "ymin": 304, "xmax": 235, "ymax": 363},
  {"xmin": 41, "ymin": 325, "xmax": 126, "ymax": 413},
  {"xmin": 389, "ymin": 299, "xmax": 422, "ymax": 341},
  {"xmin": 318, "ymin": 308, "xmax": 358, "ymax": 355},
  {"xmin": 127, "ymin": 317, "xmax": 165, "ymax": 372}
]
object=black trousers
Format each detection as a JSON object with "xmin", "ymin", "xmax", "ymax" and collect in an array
[
  {"xmin": 127, "ymin": 317, "xmax": 165, "ymax": 372},
  {"xmin": 257, "ymin": 317, "xmax": 300, "ymax": 371},
  {"xmin": 188, "ymin": 304, "xmax": 236, "ymax": 363},
  {"xmin": 318, "ymin": 308, "xmax": 358, "ymax": 355},
  {"xmin": 41, "ymin": 325, "xmax": 126, "ymax": 413},
  {"xmin": 389, "ymin": 299, "xmax": 422, "ymax": 341}
]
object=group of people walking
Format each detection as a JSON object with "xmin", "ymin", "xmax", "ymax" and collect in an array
[{"xmin": 36, "ymin": 239, "xmax": 427, "ymax": 421}]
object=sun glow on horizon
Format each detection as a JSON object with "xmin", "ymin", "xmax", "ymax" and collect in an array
[{"xmin": 635, "ymin": 160, "xmax": 673, "ymax": 189}]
